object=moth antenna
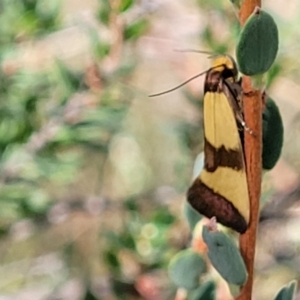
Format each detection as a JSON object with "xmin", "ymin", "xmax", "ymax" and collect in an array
[
  {"xmin": 149, "ymin": 69, "xmax": 209, "ymax": 97},
  {"xmin": 173, "ymin": 48, "xmax": 231, "ymax": 61},
  {"xmin": 228, "ymin": 1, "xmax": 240, "ymax": 21},
  {"xmin": 173, "ymin": 48, "xmax": 216, "ymax": 55},
  {"xmin": 173, "ymin": 49, "xmax": 224, "ymax": 61},
  {"xmin": 149, "ymin": 64, "xmax": 224, "ymax": 97}
]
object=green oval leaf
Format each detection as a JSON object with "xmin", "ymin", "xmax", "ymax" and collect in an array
[
  {"xmin": 188, "ymin": 281, "xmax": 216, "ymax": 300},
  {"xmin": 184, "ymin": 203, "xmax": 202, "ymax": 231},
  {"xmin": 262, "ymin": 96, "xmax": 284, "ymax": 170},
  {"xmin": 236, "ymin": 8, "xmax": 279, "ymax": 75},
  {"xmin": 202, "ymin": 226, "xmax": 247, "ymax": 286},
  {"xmin": 168, "ymin": 249, "xmax": 207, "ymax": 290},
  {"xmin": 274, "ymin": 280, "xmax": 297, "ymax": 300}
]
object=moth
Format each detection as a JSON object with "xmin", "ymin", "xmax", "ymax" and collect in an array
[
  {"xmin": 187, "ymin": 55, "xmax": 249, "ymax": 234},
  {"xmin": 150, "ymin": 54, "xmax": 250, "ymax": 234}
]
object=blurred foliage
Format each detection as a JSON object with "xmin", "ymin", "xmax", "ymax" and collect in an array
[
  {"xmin": 0, "ymin": 0, "xmax": 60, "ymax": 42},
  {"xmin": 0, "ymin": 0, "xmax": 157, "ymax": 299}
]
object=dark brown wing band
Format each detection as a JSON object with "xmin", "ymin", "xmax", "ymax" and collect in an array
[
  {"xmin": 204, "ymin": 138, "xmax": 244, "ymax": 172},
  {"xmin": 187, "ymin": 179, "xmax": 247, "ymax": 233}
]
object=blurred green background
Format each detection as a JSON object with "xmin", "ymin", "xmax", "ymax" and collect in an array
[{"xmin": 1, "ymin": 0, "xmax": 300, "ymax": 299}]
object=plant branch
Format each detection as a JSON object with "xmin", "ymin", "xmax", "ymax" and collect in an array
[{"xmin": 237, "ymin": 1, "xmax": 262, "ymax": 299}]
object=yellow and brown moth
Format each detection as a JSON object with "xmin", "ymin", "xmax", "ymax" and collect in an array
[{"xmin": 187, "ymin": 55, "xmax": 249, "ymax": 234}]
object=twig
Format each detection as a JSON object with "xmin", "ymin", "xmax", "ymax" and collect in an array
[{"xmin": 237, "ymin": 1, "xmax": 262, "ymax": 299}]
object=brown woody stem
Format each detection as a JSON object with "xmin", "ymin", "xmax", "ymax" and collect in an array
[{"xmin": 237, "ymin": 1, "xmax": 262, "ymax": 300}]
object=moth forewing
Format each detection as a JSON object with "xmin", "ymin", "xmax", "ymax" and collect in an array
[{"xmin": 187, "ymin": 56, "xmax": 250, "ymax": 234}]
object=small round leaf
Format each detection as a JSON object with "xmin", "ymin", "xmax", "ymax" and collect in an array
[
  {"xmin": 188, "ymin": 281, "xmax": 216, "ymax": 300},
  {"xmin": 274, "ymin": 280, "xmax": 297, "ymax": 300},
  {"xmin": 168, "ymin": 250, "xmax": 206, "ymax": 290},
  {"xmin": 202, "ymin": 226, "xmax": 247, "ymax": 286},
  {"xmin": 262, "ymin": 96, "xmax": 284, "ymax": 170},
  {"xmin": 237, "ymin": 8, "xmax": 279, "ymax": 75},
  {"xmin": 184, "ymin": 203, "xmax": 202, "ymax": 231}
]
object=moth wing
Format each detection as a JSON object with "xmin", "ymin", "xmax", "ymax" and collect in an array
[
  {"xmin": 204, "ymin": 89, "xmax": 241, "ymax": 152},
  {"xmin": 188, "ymin": 84, "xmax": 250, "ymax": 233}
]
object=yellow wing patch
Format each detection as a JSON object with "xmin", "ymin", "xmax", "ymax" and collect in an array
[
  {"xmin": 200, "ymin": 167, "xmax": 249, "ymax": 223},
  {"xmin": 203, "ymin": 92, "xmax": 241, "ymax": 150}
]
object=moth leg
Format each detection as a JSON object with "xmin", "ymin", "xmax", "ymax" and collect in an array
[{"xmin": 236, "ymin": 114, "xmax": 255, "ymax": 136}]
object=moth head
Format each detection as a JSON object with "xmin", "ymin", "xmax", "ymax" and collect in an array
[
  {"xmin": 149, "ymin": 53, "xmax": 239, "ymax": 97},
  {"xmin": 211, "ymin": 55, "xmax": 238, "ymax": 82}
]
